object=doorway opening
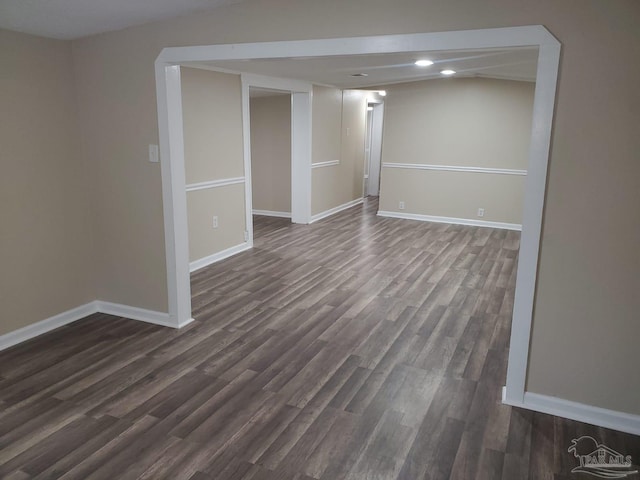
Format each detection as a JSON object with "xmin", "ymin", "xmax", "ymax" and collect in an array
[
  {"xmin": 249, "ymin": 87, "xmax": 293, "ymax": 239},
  {"xmin": 155, "ymin": 28, "xmax": 561, "ymax": 410},
  {"xmin": 365, "ymin": 101, "xmax": 384, "ymax": 198}
]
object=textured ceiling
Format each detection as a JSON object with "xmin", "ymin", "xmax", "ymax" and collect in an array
[
  {"xmin": 0, "ymin": 0, "xmax": 242, "ymax": 40},
  {"xmin": 193, "ymin": 47, "xmax": 539, "ymax": 89}
]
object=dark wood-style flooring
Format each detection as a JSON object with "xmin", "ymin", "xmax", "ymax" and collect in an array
[{"xmin": 0, "ymin": 197, "xmax": 638, "ymax": 479}]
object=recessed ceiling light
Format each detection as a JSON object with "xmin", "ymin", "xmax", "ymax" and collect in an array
[
  {"xmin": 350, "ymin": 73, "xmax": 368, "ymax": 77},
  {"xmin": 378, "ymin": 90, "xmax": 387, "ymax": 96},
  {"xmin": 440, "ymin": 69, "xmax": 456, "ymax": 76},
  {"xmin": 414, "ymin": 59, "xmax": 434, "ymax": 67}
]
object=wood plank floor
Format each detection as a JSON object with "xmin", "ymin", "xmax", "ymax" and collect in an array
[{"xmin": 0, "ymin": 197, "xmax": 638, "ymax": 479}]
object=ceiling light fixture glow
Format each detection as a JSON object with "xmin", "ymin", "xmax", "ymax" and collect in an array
[
  {"xmin": 378, "ymin": 90, "xmax": 387, "ymax": 96},
  {"xmin": 440, "ymin": 69, "xmax": 456, "ymax": 76},
  {"xmin": 414, "ymin": 59, "xmax": 434, "ymax": 67}
]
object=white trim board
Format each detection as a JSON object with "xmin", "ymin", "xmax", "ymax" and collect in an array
[
  {"xmin": 0, "ymin": 301, "xmax": 193, "ymax": 352},
  {"xmin": 241, "ymin": 73, "xmax": 313, "ymax": 239},
  {"xmin": 96, "ymin": 301, "xmax": 193, "ymax": 329},
  {"xmin": 311, "ymin": 160, "xmax": 340, "ymax": 169},
  {"xmin": 185, "ymin": 177, "xmax": 245, "ymax": 192},
  {"xmin": 310, "ymin": 198, "xmax": 364, "ymax": 223},
  {"xmin": 252, "ymin": 209, "xmax": 291, "ymax": 218},
  {"xmin": 377, "ymin": 211, "xmax": 522, "ymax": 231},
  {"xmin": 0, "ymin": 303, "xmax": 99, "ymax": 352},
  {"xmin": 382, "ymin": 163, "xmax": 527, "ymax": 176},
  {"xmin": 189, "ymin": 242, "xmax": 252, "ymax": 273},
  {"xmin": 157, "ymin": 28, "xmax": 560, "ymax": 64},
  {"xmin": 502, "ymin": 387, "xmax": 640, "ymax": 436}
]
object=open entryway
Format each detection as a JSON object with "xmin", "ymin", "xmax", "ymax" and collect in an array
[
  {"xmin": 364, "ymin": 101, "xmax": 384, "ymax": 198},
  {"xmin": 248, "ymin": 87, "xmax": 293, "ymax": 237},
  {"xmin": 156, "ymin": 29, "xmax": 561, "ymax": 414}
]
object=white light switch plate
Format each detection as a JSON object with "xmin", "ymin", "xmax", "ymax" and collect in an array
[{"xmin": 149, "ymin": 144, "xmax": 159, "ymax": 163}]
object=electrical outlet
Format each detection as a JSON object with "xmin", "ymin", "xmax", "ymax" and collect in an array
[
  {"xmin": 399, "ymin": 201, "xmax": 405, "ymax": 210},
  {"xmin": 212, "ymin": 216, "xmax": 219, "ymax": 228},
  {"xmin": 477, "ymin": 208, "xmax": 485, "ymax": 217}
]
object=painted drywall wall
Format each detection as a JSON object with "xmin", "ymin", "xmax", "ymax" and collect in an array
[
  {"xmin": 186, "ymin": 185, "xmax": 246, "ymax": 261},
  {"xmin": 311, "ymin": 85, "xmax": 342, "ymax": 215},
  {"xmin": 69, "ymin": 0, "xmax": 640, "ymax": 415},
  {"xmin": 378, "ymin": 78, "xmax": 534, "ymax": 225},
  {"xmin": 341, "ymin": 90, "xmax": 367, "ymax": 204},
  {"xmin": 381, "ymin": 169, "xmax": 526, "ymax": 225},
  {"xmin": 250, "ymin": 95, "xmax": 292, "ymax": 214},
  {"xmin": 0, "ymin": 29, "xmax": 95, "ymax": 336},
  {"xmin": 311, "ymin": 87, "xmax": 367, "ymax": 215},
  {"xmin": 311, "ymin": 86, "xmax": 342, "ymax": 167},
  {"xmin": 181, "ymin": 67, "xmax": 246, "ymax": 263},
  {"xmin": 181, "ymin": 67, "xmax": 245, "ymax": 184}
]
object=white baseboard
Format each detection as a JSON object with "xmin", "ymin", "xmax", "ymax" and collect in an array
[
  {"xmin": 0, "ymin": 300, "xmax": 194, "ymax": 352},
  {"xmin": 0, "ymin": 302, "xmax": 99, "ymax": 352},
  {"xmin": 95, "ymin": 301, "xmax": 193, "ymax": 329},
  {"xmin": 189, "ymin": 242, "xmax": 252, "ymax": 273},
  {"xmin": 252, "ymin": 209, "xmax": 291, "ymax": 218},
  {"xmin": 502, "ymin": 387, "xmax": 640, "ymax": 436},
  {"xmin": 310, "ymin": 198, "xmax": 364, "ymax": 223},
  {"xmin": 377, "ymin": 210, "xmax": 522, "ymax": 231}
]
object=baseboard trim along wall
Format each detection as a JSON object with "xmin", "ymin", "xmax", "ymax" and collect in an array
[
  {"xmin": 252, "ymin": 209, "xmax": 292, "ymax": 218},
  {"xmin": 502, "ymin": 387, "xmax": 640, "ymax": 436},
  {"xmin": 310, "ymin": 198, "xmax": 364, "ymax": 223},
  {"xmin": 0, "ymin": 301, "xmax": 194, "ymax": 352},
  {"xmin": 0, "ymin": 303, "xmax": 98, "ymax": 352},
  {"xmin": 377, "ymin": 210, "xmax": 522, "ymax": 231},
  {"xmin": 189, "ymin": 242, "xmax": 252, "ymax": 273},
  {"xmin": 95, "ymin": 301, "xmax": 193, "ymax": 329}
]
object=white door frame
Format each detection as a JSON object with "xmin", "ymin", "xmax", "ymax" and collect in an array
[
  {"xmin": 367, "ymin": 102, "xmax": 384, "ymax": 197},
  {"xmin": 364, "ymin": 108, "xmax": 373, "ymax": 196},
  {"xmin": 242, "ymin": 74, "xmax": 313, "ymax": 245},
  {"xmin": 154, "ymin": 27, "xmax": 561, "ymax": 408}
]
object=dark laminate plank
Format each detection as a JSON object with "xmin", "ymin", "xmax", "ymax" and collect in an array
[
  {"xmin": 55, "ymin": 415, "xmax": 160, "ymax": 480},
  {"xmin": 0, "ymin": 415, "xmax": 116, "ymax": 478},
  {"xmin": 0, "ymin": 197, "xmax": 637, "ymax": 480},
  {"xmin": 3, "ymin": 471, "xmax": 32, "ymax": 480},
  {"xmin": 301, "ymin": 409, "xmax": 358, "ymax": 478},
  {"xmin": 30, "ymin": 419, "xmax": 133, "ymax": 479}
]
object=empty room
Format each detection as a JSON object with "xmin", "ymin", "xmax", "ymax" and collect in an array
[{"xmin": 1, "ymin": 1, "xmax": 639, "ymax": 479}]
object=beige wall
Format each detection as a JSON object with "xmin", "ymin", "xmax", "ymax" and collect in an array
[
  {"xmin": 381, "ymin": 169, "xmax": 525, "ymax": 224},
  {"xmin": 311, "ymin": 87, "xmax": 367, "ymax": 215},
  {"xmin": 250, "ymin": 95, "xmax": 291, "ymax": 214},
  {"xmin": 181, "ymin": 68, "xmax": 244, "ymax": 184},
  {"xmin": 311, "ymin": 85, "xmax": 342, "ymax": 166},
  {"xmin": 186, "ymin": 185, "xmax": 246, "ymax": 261},
  {"xmin": 341, "ymin": 90, "xmax": 367, "ymax": 204},
  {"xmin": 0, "ymin": 29, "xmax": 94, "ymax": 336},
  {"xmin": 379, "ymin": 78, "xmax": 534, "ymax": 225},
  {"xmin": 181, "ymin": 67, "xmax": 246, "ymax": 263},
  {"xmin": 65, "ymin": 0, "xmax": 639, "ymax": 415}
]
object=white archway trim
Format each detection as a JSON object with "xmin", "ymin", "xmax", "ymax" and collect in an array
[
  {"xmin": 155, "ymin": 63, "xmax": 194, "ymax": 328},
  {"xmin": 240, "ymin": 73, "xmax": 312, "ymax": 234},
  {"xmin": 154, "ymin": 26, "xmax": 561, "ymax": 409}
]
